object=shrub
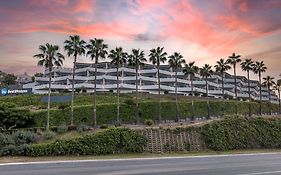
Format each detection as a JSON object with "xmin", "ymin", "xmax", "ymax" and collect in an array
[
  {"xmin": 0, "ymin": 145, "xmax": 17, "ymax": 156},
  {"xmin": 144, "ymin": 119, "xmax": 154, "ymax": 126},
  {"xmin": 57, "ymin": 124, "xmax": 68, "ymax": 134},
  {"xmin": 77, "ymin": 124, "xmax": 91, "ymax": 132},
  {"xmin": 124, "ymin": 99, "xmax": 136, "ymax": 106},
  {"xmin": 16, "ymin": 144, "xmax": 32, "ymax": 156},
  {"xmin": 100, "ymin": 124, "xmax": 108, "ymax": 129},
  {"xmin": 68, "ymin": 125, "xmax": 77, "ymax": 131},
  {"xmin": 0, "ymin": 133, "xmax": 15, "ymax": 147},
  {"xmin": 29, "ymin": 128, "xmax": 147, "ymax": 156},
  {"xmin": 42, "ymin": 131, "xmax": 56, "ymax": 140},
  {"xmin": 57, "ymin": 104, "xmax": 69, "ymax": 110},
  {"xmin": 12, "ymin": 131, "xmax": 39, "ymax": 145}
]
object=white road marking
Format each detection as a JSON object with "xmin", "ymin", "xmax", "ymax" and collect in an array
[
  {"xmin": 0, "ymin": 152, "xmax": 280, "ymax": 166},
  {"xmin": 237, "ymin": 170, "xmax": 281, "ymax": 175}
]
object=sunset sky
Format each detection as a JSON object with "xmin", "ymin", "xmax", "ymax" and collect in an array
[{"xmin": 0, "ymin": 0, "xmax": 281, "ymax": 80}]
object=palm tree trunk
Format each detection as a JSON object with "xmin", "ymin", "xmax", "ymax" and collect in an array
[
  {"xmin": 117, "ymin": 66, "xmax": 120, "ymax": 125},
  {"xmin": 93, "ymin": 57, "xmax": 97, "ymax": 128},
  {"xmin": 268, "ymin": 86, "xmax": 271, "ymax": 115},
  {"xmin": 206, "ymin": 78, "xmax": 210, "ymax": 119},
  {"xmin": 175, "ymin": 71, "xmax": 179, "ymax": 122},
  {"xmin": 278, "ymin": 89, "xmax": 281, "ymax": 114},
  {"xmin": 234, "ymin": 64, "xmax": 238, "ymax": 115},
  {"xmin": 259, "ymin": 72, "xmax": 262, "ymax": 115},
  {"xmin": 47, "ymin": 66, "xmax": 52, "ymax": 131},
  {"xmin": 157, "ymin": 64, "xmax": 161, "ymax": 123},
  {"xmin": 191, "ymin": 76, "xmax": 195, "ymax": 121},
  {"xmin": 71, "ymin": 56, "xmax": 77, "ymax": 126},
  {"xmin": 247, "ymin": 70, "xmax": 252, "ymax": 117},
  {"xmin": 135, "ymin": 64, "xmax": 139, "ymax": 124},
  {"xmin": 221, "ymin": 72, "xmax": 225, "ymax": 117}
]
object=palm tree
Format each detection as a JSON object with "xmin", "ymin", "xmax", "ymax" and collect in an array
[
  {"xmin": 128, "ymin": 49, "xmax": 146, "ymax": 124},
  {"xmin": 227, "ymin": 53, "xmax": 241, "ymax": 115},
  {"xmin": 273, "ymin": 79, "xmax": 281, "ymax": 114},
  {"xmin": 183, "ymin": 61, "xmax": 199, "ymax": 121},
  {"xmin": 34, "ymin": 43, "xmax": 64, "ymax": 130},
  {"xmin": 262, "ymin": 76, "xmax": 275, "ymax": 115},
  {"xmin": 253, "ymin": 61, "xmax": 267, "ymax": 115},
  {"xmin": 214, "ymin": 58, "xmax": 231, "ymax": 117},
  {"xmin": 86, "ymin": 38, "xmax": 108, "ymax": 128},
  {"xmin": 149, "ymin": 47, "xmax": 167, "ymax": 123},
  {"xmin": 168, "ymin": 52, "xmax": 186, "ymax": 122},
  {"xmin": 108, "ymin": 47, "xmax": 127, "ymax": 125},
  {"xmin": 240, "ymin": 59, "xmax": 254, "ymax": 117},
  {"xmin": 64, "ymin": 35, "xmax": 86, "ymax": 126},
  {"xmin": 200, "ymin": 64, "xmax": 213, "ymax": 119}
]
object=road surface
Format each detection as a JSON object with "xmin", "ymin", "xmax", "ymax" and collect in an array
[{"xmin": 1, "ymin": 153, "xmax": 281, "ymax": 175}]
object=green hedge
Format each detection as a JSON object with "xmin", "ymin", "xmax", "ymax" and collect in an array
[
  {"xmin": 31, "ymin": 101, "xmax": 279, "ymax": 127},
  {"xmin": 30, "ymin": 128, "xmax": 147, "ymax": 156},
  {"xmin": 201, "ymin": 116, "xmax": 281, "ymax": 151}
]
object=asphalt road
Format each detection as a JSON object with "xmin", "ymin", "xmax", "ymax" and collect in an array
[{"xmin": 1, "ymin": 153, "xmax": 281, "ymax": 175}]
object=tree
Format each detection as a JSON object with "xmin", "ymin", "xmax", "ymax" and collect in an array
[
  {"xmin": 2, "ymin": 74, "xmax": 17, "ymax": 86},
  {"xmin": 32, "ymin": 72, "xmax": 43, "ymax": 82},
  {"xmin": 34, "ymin": 43, "xmax": 64, "ymax": 130},
  {"xmin": 273, "ymin": 79, "xmax": 281, "ymax": 114},
  {"xmin": 183, "ymin": 61, "xmax": 199, "ymax": 121},
  {"xmin": 240, "ymin": 59, "xmax": 254, "ymax": 117},
  {"xmin": 168, "ymin": 52, "xmax": 186, "ymax": 122},
  {"xmin": 200, "ymin": 64, "xmax": 213, "ymax": 119},
  {"xmin": 64, "ymin": 35, "xmax": 86, "ymax": 126},
  {"xmin": 214, "ymin": 58, "xmax": 231, "ymax": 117},
  {"xmin": 227, "ymin": 53, "xmax": 241, "ymax": 115},
  {"xmin": 149, "ymin": 47, "xmax": 167, "ymax": 123},
  {"xmin": 0, "ymin": 102, "xmax": 34, "ymax": 129},
  {"xmin": 262, "ymin": 76, "xmax": 275, "ymax": 115},
  {"xmin": 253, "ymin": 61, "xmax": 267, "ymax": 115},
  {"xmin": 86, "ymin": 38, "xmax": 108, "ymax": 128},
  {"xmin": 108, "ymin": 47, "xmax": 127, "ymax": 125},
  {"xmin": 128, "ymin": 49, "xmax": 146, "ymax": 124}
]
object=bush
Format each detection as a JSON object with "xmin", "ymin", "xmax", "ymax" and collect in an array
[
  {"xmin": 144, "ymin": 119, "xmax": 154, "ymax": 126},
  {"xmin": 16, "ymin": 144, "xmax": 32, "ymax": 156},
  {"xmin": 201, "ymin": 116, "xmax": 281, "ymax": 151},
  {"xmin": 57, "ymin": 124, "xmax": 68, "ymax": 134},
  {"xmin": 77, "ymin": 124, "xmax": 92, "ymax": 132},
  {"xmin": 42, "ymin": 131, "xmax": 56, "ymax": 140},
  {"xmin": 29, "ymin": 128, "xmax": 147, "ymax": 156},
  {"xmin": 0, "ymin": 133, "xmax": 15, "ymax": 147},
  {"xmin": 100, "ymin": 124, "xmax": 108, "ymax": 129},
  {"xmin": 12, "ymin": 131, "xmax": 39, "ymax": 145},
  {"xmin": 0, "ymin": 145, "xmax": 17, "ymax": 156},
  {"xmin": 57, "ymin": 104, "xmax": 69, "ymax": 110}
]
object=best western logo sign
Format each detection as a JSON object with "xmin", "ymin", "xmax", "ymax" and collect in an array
[{"xmin": 0, "ymin": 88, "xmax": 31, "ymax": 96}]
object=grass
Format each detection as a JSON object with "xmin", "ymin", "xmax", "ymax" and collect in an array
[{"xmin": 1, "ymin": 149, "xmax": 281, "ymax": 163}]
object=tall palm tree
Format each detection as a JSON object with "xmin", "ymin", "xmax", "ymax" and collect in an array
[
  {"xmin": 214, "ymin": 58, "xmax": 231, "ymax": 117},
  {"xmin": 86, "ymin": 38, "xmax": 108, "ymax": 128},
  {"xmin": 183, "ymin": 61, "xmax": 199, "ymax": 121},
  {"xmin": 128, "ymin": 49, "xmax": 146, "ymax": 124},
  {"xmin": 262, "ymin": 76, "xmax": 275, "ymax": 115},
  {"xmin": 108, "ymin": 47, "xmax": 127, "ymax": 125},
  {"xmin": 34, "ymin": 43, "xmax": 64, "ymax": 131},
  {"xmin": 227, "ymin": 53, "xmax": 241, "ymax": 115},
  {"xmin": 200, "ymin": 64, "xmax": 213, "ymax": 119},
  {"xmin": 253, "ymin": 61, "xmax": 267, "ymax": 115},
  {"xmin": 240, "ymin": 59, "xmax": 254, "ymax": 117},
  {"xmin": 273, "ymin": 79, "xmax": 281, "ymax": 114},
  {"xmin": 149, "ymin": 47, "xmax": 167, "ymax": 123},
  {"xmin": 168, "ymin": 52, "xmax": 186, "ymax": 122},
  {"xmin": 64, "ymin": 35, "xmax": 86, "ymax": 126}
]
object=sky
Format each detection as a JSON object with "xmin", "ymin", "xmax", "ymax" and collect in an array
[{"xmin": 0, "ymin": 0, "xmax": 281, "ymax": 80}]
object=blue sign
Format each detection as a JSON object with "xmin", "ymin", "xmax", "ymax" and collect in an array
[{"xmin": 1, "ymin": 88, "xmax": 8, "ymax": 96}]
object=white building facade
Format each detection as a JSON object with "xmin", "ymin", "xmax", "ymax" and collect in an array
[{"xmin": 23, "ymin": 62, "xmax": 279, "ymax": 104}]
